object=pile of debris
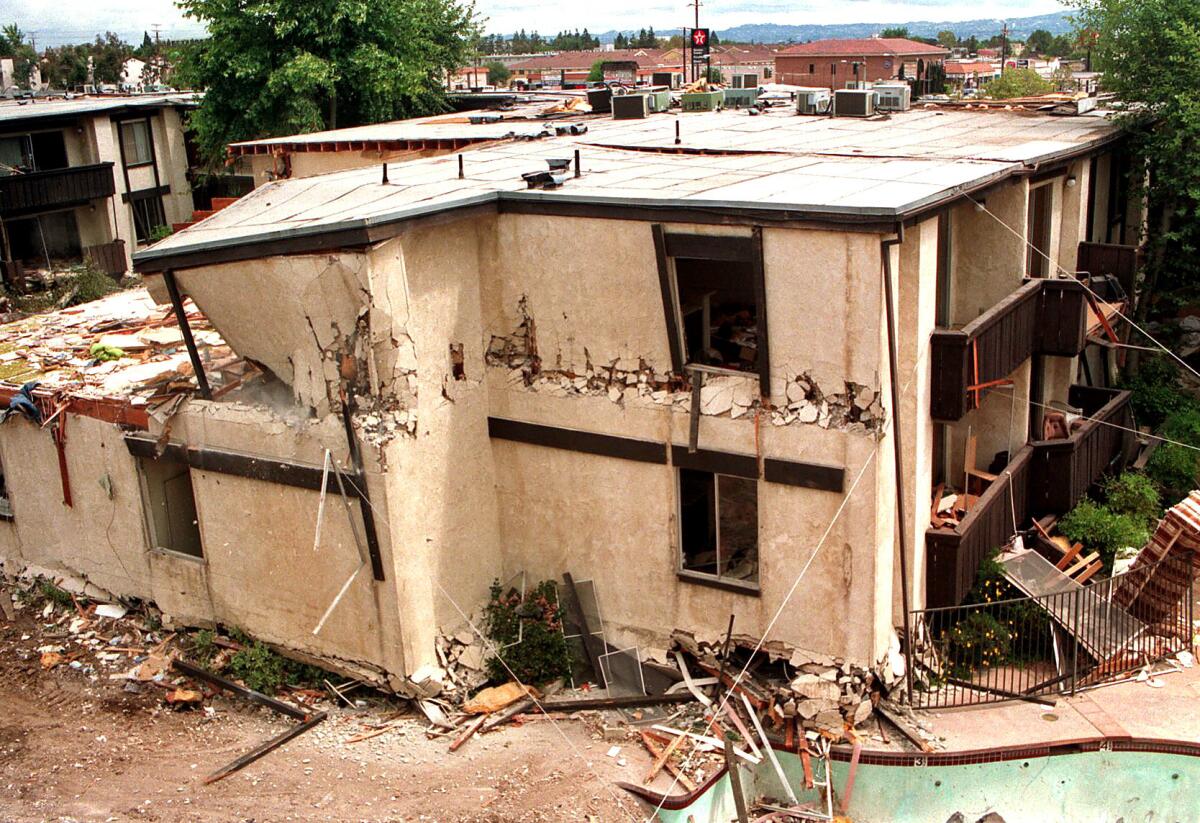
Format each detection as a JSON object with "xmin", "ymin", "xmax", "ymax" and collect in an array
[{"xmin": 0, "ymin": 287, "xmax": 244, "ymax": 404}]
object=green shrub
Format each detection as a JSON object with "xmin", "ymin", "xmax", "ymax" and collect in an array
[
  {"xmin": 1102, "ymin": 472, "xmax": 1162, "ymax": 528},
  {"xmin": 946, "ymin": 611, "xmax": 1012, "ymax": 676},
  {"xmin": 226, "ymin": 631, "xmax": 327, "ymax": 694},
  {"xmin": 1120, "ymin": 356, "xmax": 1200, "ymax": 429},
  {"xmin": 483, "ymin": 579, "xmax": 572, "ymax": 686},
  {"xmin": 191, "ymin": 629, "xmax": 218, "ymax": 667},
  {"xmin": 985, "ymin": 68, "xmax": 1053, "ymax": 99},
  {"xmin": 1059, "ymin": 499, "xmax": 1150, "ymax": 569},
  {"xmin": 1147, "ymin": 444, "xmax": 1198, "ymax": 502}
]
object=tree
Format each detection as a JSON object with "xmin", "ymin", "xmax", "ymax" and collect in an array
[
  {"xmin": 0, "ymin": 24, "xmax": 37, "ymax": 88},
  {"xmin": 880, "ymin": 27, "xmax": 909, "ymax": 39},
  {"xmin": 1026, "ymin": 29, "xmax": 1055, "ymax": 55},
  {"xmin": 176, "ymin": 0, "xmax": 478, "ymax": 168},
  {"xmin": 1073, "ymin": 0, "xmax": 1200, "ymax": 368},
  {"xmin": 486, "ymin": 60, "xmax": 510, "ymax": 86},
  {"xmin": 984, "ymin": 67, "xmax": 1053, "ymax": 98},
  {"xmin": 587, "ymin": 59, "xmax": 604, "ymax": 82},
  {"xmin": 964, "ymin": 35, "xmax": 980, "ymax": 53},
  {"xmin": 90, "ymin": 32, "xmax": 133, "ymax": 84},
  {"xmin": 937, "ymin": 30, "xmax": 958, "ymax": 49}
]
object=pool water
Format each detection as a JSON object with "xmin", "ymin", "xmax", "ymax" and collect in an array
[{"xmin": 652, "ymin": 747, "xmax": 1199, "ymax": 822}]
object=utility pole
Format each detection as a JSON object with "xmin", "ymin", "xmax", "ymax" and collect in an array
[{"xmin": 1000, "ymin": 22, "xmax": 1008, "ymax": 70}]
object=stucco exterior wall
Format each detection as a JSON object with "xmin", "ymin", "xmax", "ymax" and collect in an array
[{"xmin": 949, "ymin": 181, "xmax": 1028, "ymax": 327}]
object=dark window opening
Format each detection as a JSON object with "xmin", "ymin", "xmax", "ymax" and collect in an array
[
  {"xmin": 0, "ymin": 135, "xmax": 33, "ymax": 175},
  {"xmin": 450, "ymin": 342, "xmax": 466, "ymax": 380},
  {"xmin": 0, "ymin": 453, "xmax": 11, "ymax": 519},
  {"xmin": 809, "ymin": 63, "xmax": 815, "ymax": 74},
  {"xmin": 30, "ymin": 131, "xmax": 69, "ymax": 171},
  {"xmin": 139, "ymin": 456, "xmax": 203, "ymax": 557},
  {"xmin": 679, "ymin": 468, "xmax": 758, "ymax": 584},
  {"xmin": 674, "ymin": 256, "xmax": 760, "ymax": 375},
  {"xmin": 935, "ymin": 210, "xmax": 953, "ymax": 327},
  {"xmin": 831, "ymin": 63, "xmax": 837, "ymax": 76},
  {"xmin": 7, "ymin": 212, "xmax": 82, "ymax": 265},
  {"xmin": 130, "ymin": 192, "xmax": 167, "ymax": 244},
  {"xmin": 1026, "ymin": 183, "xmax": 1053, "ymax": 277},
  {"xmin": 119, "ymin": 119, "xmax": 153, "ymax": 167}
]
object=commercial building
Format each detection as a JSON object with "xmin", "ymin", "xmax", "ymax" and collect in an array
[{"xmin": 774, "ymin": 38, "xmax": 949, "ymax": 90}]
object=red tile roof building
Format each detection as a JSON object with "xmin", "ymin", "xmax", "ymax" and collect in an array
[
  {"xmin": 508, "ymin": 49, "xmax": 682, "ymax": 84},
  {"xmin": 775, "ymin": 37, "xmax": 948, "ymax": 90}
]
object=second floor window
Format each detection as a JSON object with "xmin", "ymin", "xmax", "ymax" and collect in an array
[{"xmin": 120, "ymin": 120, "xmax": 153, "ymax": 167}]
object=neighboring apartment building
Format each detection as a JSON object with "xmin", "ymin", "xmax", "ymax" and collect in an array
[
  {"xmin": 775, "ymin": 37, "xmax": 949, "ymax": 90},
  {"xmin": 0, "ymin": 95, "xmax": 197, "ymax": 283},
  {"xmin": 0, "ymin": 102, "xmax": 1141, "ymax": 691},
  {"xmin": 945, "ymin": 60, "xmax": 1001, "ymax": 91}
]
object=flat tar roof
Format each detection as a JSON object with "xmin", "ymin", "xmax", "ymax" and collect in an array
[{"xmin": 137, "ymin": 104, "xmax": 1119, "ymax": 271}]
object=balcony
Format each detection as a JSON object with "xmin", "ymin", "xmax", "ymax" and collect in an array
[
  {"xmin": 1029, "ymin": 386, "xmax": 1135, "ymax": 515},
  {"xmin": 0, "ymin": 163, "xmax": 116, "ymax": 218},
  {"xmin": 927, "ymin": 446, "xmax": 1033, "ymax": 609},
  {"xmin": 930, "ymin": 279, "xmax": 1090, "ymax": 421},
  {"xmin": 925, "ymin": 385, "xmax": 1135, "ymax": 608}
]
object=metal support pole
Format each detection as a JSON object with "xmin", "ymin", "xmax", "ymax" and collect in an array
[
  {"xmin": 725, "ymin": 737, "xmax": 749, "ymax": 823},
  {"xmin": 162, "ymin": 269, "xmax": 212, "ymax": 399},
  {"xmin": 881, "ymin": 226, "xmax": 914, "ymax": 705},
  {"xmin": 339, "ymin": 388, "xmax": 386, "ymax": 582},
  {"xmin": 1070, "ymin": 590, "xmax": 1081, "ymax": 695}
]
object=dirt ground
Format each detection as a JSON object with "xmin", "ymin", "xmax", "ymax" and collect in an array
[{"xmin": 0, "ymin": 608, "xmax": 675, "ymax": 823}]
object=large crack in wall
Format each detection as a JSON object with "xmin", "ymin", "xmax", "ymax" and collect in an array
[{"xmin": 486, "ymin": 298, "xmax": 885, "ymax": 435}]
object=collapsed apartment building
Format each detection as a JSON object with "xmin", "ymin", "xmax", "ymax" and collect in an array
[{"xmin": 0, "ymin": 98, "xmax": 1142, "ymax": 694}]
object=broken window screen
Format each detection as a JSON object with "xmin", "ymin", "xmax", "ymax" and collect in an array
[
  {"xmin": 139, "ymin": 457, "xmax": 203, "ymax": 558},
  {"xmin": 674, "ymin": 256, "xmax": 759, "ymax": 374},
  {"xmin": 679, "ymin": 468, "xmax": 758, "ymax": 584}
]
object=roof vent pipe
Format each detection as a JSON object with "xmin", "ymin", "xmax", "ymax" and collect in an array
[
  {"xmin": 458, "ymin": 154, "xmax": 464, "ymax": 179},
  {"xmin": 675, "ymin": 120, "xmax": 681, "ymax": 145},
  {"xmin": 381, "ymin": 163, "xmax": 388, "ymax": 184}
]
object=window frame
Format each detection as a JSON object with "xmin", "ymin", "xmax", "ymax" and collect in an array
[
  {"xmin": 652, "ymin": 225, "xmax": 771, "ymax": 397},
  {"xmin": 136, "ymin": 454, "xmax": 205, "ymax": 559},
  {"xmin": 673, "ymin": 446, "xmax": 761, "ymax": 595},
  {"xmin": 118, "ymin": 118, "xmax": 155, "ymax": 168},
  {"xmin": 129, "ymin": 189, "xmax": 167, "ymax": 244}
]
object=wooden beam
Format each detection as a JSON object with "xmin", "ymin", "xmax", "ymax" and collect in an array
[
  {"xmin": 488, "ymin": 417, "xmax": 668, "ymax": 464},
  {"xmin": 763, "ymin": 458, "xmax": 844, "ymax": 492}
]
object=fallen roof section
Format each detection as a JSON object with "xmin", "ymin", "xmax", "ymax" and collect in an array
[
  {"xmin": 0, "ymin": 288, "xmax": 240, "ymax": 425},
  {"xmin": 136, "ymin": 105, "xmax": 1121, "ymax": 274}
]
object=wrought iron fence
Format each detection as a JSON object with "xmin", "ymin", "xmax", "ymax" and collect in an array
[{"xmin": 908, "ymin": 552, "xmax": 1195, "ymax": 709}]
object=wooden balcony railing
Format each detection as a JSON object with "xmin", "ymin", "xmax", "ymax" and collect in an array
[
  {"xmin": 0, "ymin": 162, "xmax": 116, "ymax": 218},
  {"xmin": 930, "ymin": 278, "xmax": 1090, "ymax": 421},
  {"xmin": 926, "ymin": 446, "xmax": 1033, "ymax": 609},
  {"xmin": 1077, "ymin": 241, "xmax": 1140, "ymax": 298},
  {"xmin": 1029, "ymin": 386, "xmax": 1135, "ymax": 515},
  {"xmin": 926, "ymin": 386, "xmax": 1135, "ymax": 608},
  {"xmin": 84, "ymin": 239, "xmax": 127, "ymax": 278}
]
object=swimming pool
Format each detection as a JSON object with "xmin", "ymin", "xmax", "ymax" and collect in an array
[{"xmin": 639, "ymin": 739, "xmax": 1200, "ymax": 822}]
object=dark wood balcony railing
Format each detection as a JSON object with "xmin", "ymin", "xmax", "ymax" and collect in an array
[
  {"xmin": 926, "ymin": 446, "xmax": 1033, "ymax": 609},
  {"xmin": 84, "ymin": 239, "xmax": 127, "ymax": 278},
  {"xmin": 1029, "ymin": 386, "xmax": 1135, "ymax": 515},
  {"xmin": 930, "ymin": 278, "xmax": 1089, "ymax": 421},
  {"xmin": 925, "ymin": 385, "xmax": 1134, "ymax": 608},
  {"xmin": 1077, "ymin": 241, "xmax": 1140, "ymax": 298},
  {"xmin": 0, "ymin": 163, "xmax": 116, "ymax": 218}
]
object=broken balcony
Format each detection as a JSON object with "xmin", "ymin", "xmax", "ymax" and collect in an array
[
  {"xmin": 925, "ymin": 385, "xmax": 1135, "ymax": 609},
  {"xmin": 0, "ymin": 162, "xmax": 116, "ymax": 218},
  {"xmin": 930, "ymin": 279, "xmax": 1091, "ymax": 421}
]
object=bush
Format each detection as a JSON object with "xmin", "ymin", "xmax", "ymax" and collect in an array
[
  {"xmin": 1147, "ymin": 444, "xmax": 1199, "ymax": 502},
  {"xmin": 1059, "ymin": 499, "xmax": 1150, "ymax": 569},
  {"xmin": 1102, "ymin": 472, "xmax": 1162, "ymax": 528},
  {"xmin": 483, "ymin": 579, "xmax": 572, "ymax": 686},
  {"xmin": 226, "ymin": 630, "xmax": 327, "ymax": 694},
  {"xmin": 1120, "ymin": 355, "xmax": 1199, "ymax": 429},
  {"xmin": 985, "ymin": 68, "xmax": 1053, "ymax": 99},
  {"xmin": 946, "ymin": 611, "xmax": 1012, "ymax": 676}
]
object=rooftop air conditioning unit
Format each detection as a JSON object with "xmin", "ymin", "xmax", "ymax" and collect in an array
[
  {"xmin": 844, "ymin": 80, "xmax": 870, "ymax": 90},
  {"xmin": 833, "ymin": 88, "xmax": 876, "ymax": 117},
  {"xmin": 611, "ymin": 92, "xmax": 650, "ymax": 119},
  {"xmin": 873, "ymin": 82, "xmax": 911, "ymax": 111},
  {"xmin": 796, "ymin": 87, "xmax": 832, "ymax": 115}
]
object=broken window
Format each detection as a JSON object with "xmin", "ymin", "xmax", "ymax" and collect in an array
[
  {"xmin": 138, "ymin": 456, "xmax": 203, "ymax": 558},
  {"xmin": 653, "ymin": 226, "xmax": 770, "ymax": 394},
  {"xmin": 678, "ymin": 468, "xmax": 758, "ymax": 586},
  {"xmin": 130, "ymin": 191, "xmax": 167, "ymax": 244}
]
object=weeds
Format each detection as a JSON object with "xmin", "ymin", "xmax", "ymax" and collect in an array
[
  {"xmin": 483, "ymin": 579, "xmax": 572, "ymax": 686},
  {"xmin": 38, "ymin": 580, "xmax": 74, "ymax": 609}
]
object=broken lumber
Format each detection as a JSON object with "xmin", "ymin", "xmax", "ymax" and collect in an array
[
  {"xmin": 674, "ymin": 650, "xmax": 714, "ymax": 707},
  {"xmin": 742, "ymin": 693, "xmax": 797, "ymax": 805},
  {"xmin": 171, "ymin": 659, "xmax": 325, "ymax": 783},
  {"xmin": 650, "ymin": 724, "xmax": 761, "ymax": 765},
  {"xmin": 643, "ymin": 730, "xmax": 686, "ymax": 784},
  {"xmin": 539, "ymin": 692, "xmax": 695, "ymax": 712},
  {"xmin": 726, "ymin": 736, "xmax": 750, "ymax": 823},
  {"xmin": 449, "ymin": 714, "xmax": 487, "ymax": 752},
  {"xmin": 638, "ymin": 730, "xmax": 695, "ymax": 791},
  {"xmin": 874, "ymin": 705, "xmax": 933, "ymax": 753},
  {"xmin": 480, "ymin": 696, "xmax": 535, "ymax": 733}
]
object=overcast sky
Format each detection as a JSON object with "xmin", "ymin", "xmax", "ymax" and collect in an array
[{"xmin": 13, "ymin": 0, "xmax": 1069, "ymax": 47}]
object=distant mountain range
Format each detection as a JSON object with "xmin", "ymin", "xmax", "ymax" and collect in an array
[{"xmin": 594, "ymin": 12, "xmax": 1074, "ymax": 45}]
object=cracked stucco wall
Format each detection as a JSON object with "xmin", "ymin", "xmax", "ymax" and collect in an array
[
  {"xmin": 480, "ymin": 214, "xmax": 896, "ymax": 663},
  {"xmin": 174, "ymin": 254, "xmax": 418, "ymax": 434}
]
